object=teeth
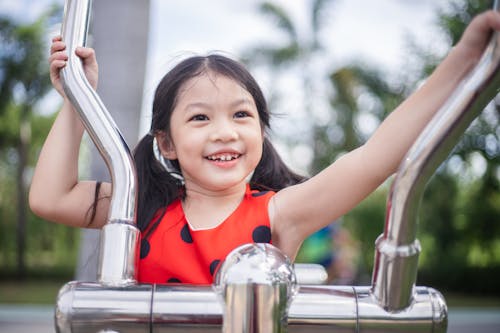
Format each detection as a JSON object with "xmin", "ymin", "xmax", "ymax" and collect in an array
[{"xmin": 207, "ymin": 153, "xmax": 239, "ymax": 161}]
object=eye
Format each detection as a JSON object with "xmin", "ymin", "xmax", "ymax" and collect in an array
[
  {"xmin": 234, "ymin": 110, "xmax": 250, "ymax": 118},
  {"xmin": 189, "ymin": 114, "xmax": 209, "ymax": 121}
]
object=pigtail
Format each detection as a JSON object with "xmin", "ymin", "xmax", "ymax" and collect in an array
[
  {"xmin": 250, "ymin": 137, "xmax": 307, "ymax": 192},
  {"xmin": 133, "ymin": 134, "xmax": 182, "ymax": 233}
]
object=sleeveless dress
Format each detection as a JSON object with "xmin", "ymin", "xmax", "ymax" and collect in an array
[{"xmin": 138, "ymin": 185, "xmax": 275, "ymax": 284}]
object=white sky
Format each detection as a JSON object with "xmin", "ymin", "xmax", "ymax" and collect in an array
[
  {"xmin": 0, "ymin": 0, "xmax": 441, "ymax": 109},
  {"xmin": 147, "ymin": 0, "xmax": 438, "ymax": 70},
  {"xmin": 144, "ymin": 0, "xmax": 440, "ymax": 92}
]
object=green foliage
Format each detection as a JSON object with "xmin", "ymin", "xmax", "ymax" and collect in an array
[
  {"xmin": 438, "ymin": 0, "xmax": 493, "ymax": 46},
  {"xmin": 0, "ymin": 279, "xmax": 68, "ymax": 304},
  {"xmin": 347, "ymin": 0, "xmax": 500, "ymax": 292},
  {"xmin": 0, "ymin": 6, "xmax": 79, "ymax": 279},
  {"xmin": 342, "ymin": 185, "xmax": 387, "ymax": 275}
]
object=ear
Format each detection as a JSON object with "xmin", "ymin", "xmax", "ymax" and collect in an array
[{"xmin": 155, "ymin": 131, "xmax": 177, "ymax": 160}]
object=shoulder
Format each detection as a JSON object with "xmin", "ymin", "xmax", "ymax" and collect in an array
[
  {"xmin": 244, "ymin": 186, "xmax": 275, "ymax": 212},
  {"xmin": 248, "ymin": 187, "xmax": 275, "ymax": 200}
]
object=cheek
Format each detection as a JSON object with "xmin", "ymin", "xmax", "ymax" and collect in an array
[{"xmin": 251, "ymin": 135, "xmax": 264, "ymax": 164}]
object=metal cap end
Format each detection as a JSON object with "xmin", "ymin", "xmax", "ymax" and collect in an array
[
  {"xmin": 215, "ymin": 243, "xmax": 297, "ymax": 298},
  {"xmin": 429, "ymin": 287, "xmax": 448, "ymax": 333},
  {"xmin": 55, "ymin": 281, "xmax": 78, "ymax": 333}
]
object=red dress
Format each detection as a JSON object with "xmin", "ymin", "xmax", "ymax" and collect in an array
[{"xmin": 138, "ymin": 185, "xmax": 275, "ymax": 284}]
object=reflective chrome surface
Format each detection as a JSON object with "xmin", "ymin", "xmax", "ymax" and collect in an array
[
  {"xmin": 98, "ymin": 223, "xmax": 141, "ymax": 286},
  {"xmin": 372, "ymin": 1, "xmax": 500, "ymax": 311},
  {"xmin": 356, "ymin": 287, "xmax": 447, "ymax": 333},
  {"xmin": 60, "ymin": 0, "xmax": 140, "ymax": 286},
  {"xmin": 55, "ymin": 281, "xmax": 152, "ymax": 333},
  {"xmin": 294, "ymin": 263, "xmax": 328, "ymax": 285},
  {"xmin": 288, "ymin": 285, "xmax": 357, "ymax": 332},
  {"xmin": 55, "ymin": 282, "xmax": 447, "ymax": 333},
  {"xmin": 152, "ymin": 284, "xmax": 222, "ymax": 332},
  {"xmin": 215, "ymin": 244, "xmax": 296, "ymax": 333}
]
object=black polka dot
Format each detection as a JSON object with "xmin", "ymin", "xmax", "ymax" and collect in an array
[
  {"xmin": 167, "ymin": 277, "xmax": 181, "ymax": 283},
  {"xmin": 251, "ymin": 191, "xmax": 269, "ymax": 197},
  {"xmin": 140, "ymin": 239, "xmax": 150, "ymax": 259},
  {"xmin": 180, "ymin": 224, "xmax": 193, "ymax": 243},
  {"xmin": 252, "ymin": 225, "xmax": 271, "ymax": 243},
  {"xmin": 210, "ymin": 259, "xmax": 221, "ymax": 276}
]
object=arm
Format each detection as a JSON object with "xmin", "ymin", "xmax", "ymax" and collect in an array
[
  {"xmin": 29, "ymin": 36, "xmax": 110, "ymax": 228},
  {"xmin": 271, "ymin": 10, "xmax": 500, "ymax": 259}
]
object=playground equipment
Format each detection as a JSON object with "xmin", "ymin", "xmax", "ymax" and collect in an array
[{"xmin": 55, "ymin": 0, "xmax": 500, "ymax": 332}]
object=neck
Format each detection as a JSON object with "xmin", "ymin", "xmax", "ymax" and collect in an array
[
  {"xmin": 182, "ymin": 182, "xmax": 247, "ymax": 229},
  {"xmin": 184, "ymin": 181, "xmax": 247, "ymax": 201}
]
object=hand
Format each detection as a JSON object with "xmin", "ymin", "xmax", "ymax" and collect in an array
[
  {"xmin": 49, "ymin": 35, "xmax": 99, "ymax": 98},
  {"xmin": 456, "ymin": 10, "xmax": 500, "ymax": 62}
]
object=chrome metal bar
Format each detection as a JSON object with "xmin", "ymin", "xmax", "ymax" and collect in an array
[
  {"xmin": 294, "ymin": 263, "xmax": 328, "ymax": 285},
  {"xmin": 60, "ymin": 0, "xmax": 140, "ymax": 286},
  {"xmin": 55, "ymin": 282, "xmax": 447, "ymax": 333},
  {"xmin": 371, "ymin": 2, "xmax": 500, "ymax": 311},
  {"xmin": 55, "ymin": 281, "xmax": 152, "ymax": 333}
]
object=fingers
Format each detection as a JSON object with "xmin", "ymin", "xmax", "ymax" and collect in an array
[
  {"xmin": 484, "ymin": 10, "xmax": 500, "ymax": 31},
  {"xmin": 457, "ymin": 10, "xmax": 500, "ymax": 58},
  {"xmin": 469, "ymin": 10, "xmax": 500, "ymax": 35},
  {"xmin": 50, "ymin": 35, "xmax": 96, "ymax": 61},
  {"xmin": 50, "ymin": 36, "xmax": 67, "ymax": 72},
  {"xmin": 48, "ymin": 35, "xmax": 99, "ymax": 94},
  {"xmin": 75, "ymin": 46, "xmax": 97, "ymax": 66}
]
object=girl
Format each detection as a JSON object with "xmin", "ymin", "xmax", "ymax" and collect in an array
[{"xmin": 30, "ymin": 10, "xmax": 500, "ymax": 284}]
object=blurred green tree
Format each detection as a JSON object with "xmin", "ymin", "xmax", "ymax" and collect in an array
[
  {"xmin": 249, "ymin": 0, "xmax": 499, "ymax": 291},
  {"xmin": 321, "ymin": 0, "xmax": 500, "ymax": 291},
  {"xmin": 0, "ymin": 6, "xmax": 66, "ymax": 278}
]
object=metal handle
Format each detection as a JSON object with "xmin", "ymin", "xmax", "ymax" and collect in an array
[
  {"xmin": 372, "ymin": 0, "xmax": 500, "ymax": 311},
  {"xmin": 60, "ymin": 0, "xmax": 140, "ymax": 286}
]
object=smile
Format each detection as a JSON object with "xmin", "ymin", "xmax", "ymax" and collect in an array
[{"xmin": 206, "ymin": 153, "xmax": 241, "ymax": 162}]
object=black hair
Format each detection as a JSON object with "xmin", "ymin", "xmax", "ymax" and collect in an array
[{"xmin": 133, "ymin": 54, "xmax": 305, "ymax": 233}]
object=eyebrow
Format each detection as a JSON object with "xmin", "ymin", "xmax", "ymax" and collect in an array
[{"xmin": 184, "ymin": 98, "xmax": 255, "ymax": 111}]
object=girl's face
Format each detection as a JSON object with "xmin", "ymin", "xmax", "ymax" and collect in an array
[{"xmin": 159, "ymin": 72, "xmax": 264, "ymax": 194}]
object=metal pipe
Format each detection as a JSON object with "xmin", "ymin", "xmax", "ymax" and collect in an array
[
  {"xmin": 55, "ymin": 245, "xmax": 447, "ymax": 332},
  {"xmin": 60, "ymin": 0, "xmax": 140, "ymax": 286},
  {"xmin": 215, "ymin": 244, "xmax": 296, "ymax": 333},
  {"xmin": 55, "ymin": 282, "xmax": 447, "ymax": 333},
  {"xmin": 55, "ymin": 281, "xmax": 152, "ymax": 333},
  {"xmin": 294, "ymin": 263, "xmax": 328, "ymax": 285},
  {"xmin": 371, "ymin": 1, "xmax": 500, "ymax": 311}
]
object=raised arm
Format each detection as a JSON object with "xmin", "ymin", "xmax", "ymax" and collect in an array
[
  {"xmin": 29, "ymin": 36, "xmax": 110, "ymax": 228},
  {"xmin": 271, "ymin": 10, "xmax": 500, "ymax": 259}
]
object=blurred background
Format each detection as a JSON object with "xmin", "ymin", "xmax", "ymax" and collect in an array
[{"xmin": 0, "ymin": 0, "xmax": 499, "ymax": 332}]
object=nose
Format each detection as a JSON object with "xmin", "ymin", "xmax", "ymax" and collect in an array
[{"xmin": 209, "ymin": 118, "xmax": 239, "ymax": 142}]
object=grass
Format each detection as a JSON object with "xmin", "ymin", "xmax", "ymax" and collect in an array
[
  {"xmin": 444, "ymin": 291, "xmax": 500, "ymax": 308},
  {"xmin": 0, "ymin": 279, "xmax": 68, "ymax": 304}
]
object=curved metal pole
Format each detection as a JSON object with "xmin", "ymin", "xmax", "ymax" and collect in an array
[
  {"xmin": 372, "ymin": 1, "xmax": 500, "ymax": 311},
  {"xmin": 60, "ymin": 0, "xmax": 140, "ymax": 286}
]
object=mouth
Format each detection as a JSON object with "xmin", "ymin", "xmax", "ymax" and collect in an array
[{"xmin": 205, "ymin": 153, "xmax": 241, "ymax": 162}]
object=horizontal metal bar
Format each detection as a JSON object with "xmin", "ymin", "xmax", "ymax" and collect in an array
[{"xmin": 55, "ymin": 282, "xmax": 446, "ymax": 333}]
